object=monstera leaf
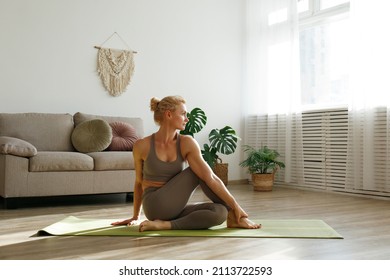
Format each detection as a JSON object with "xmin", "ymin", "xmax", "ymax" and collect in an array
[
  {"xmin": 208, "ymin": 126, "xmax": 239, "ymax": 155},
  {"xmin": 179, "ymin": 106, "xmax": 239, "ymax": 168},
  {"xmin": 201, "ymin": 143, "xmax": 219, "ymax": 168},
  {"xmin": 180, "ymin": 107, "xmax": 207, "ymax": 137}
]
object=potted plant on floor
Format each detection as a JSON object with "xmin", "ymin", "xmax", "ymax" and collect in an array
[
  {"xmin": 180, "ymin": 107, "xmax": 239, "ymax": 185},
  {"xmin": 239, "ymin": 145, "xmax": 285, "ymax": 191},
  {"xmin": 201, "ymin": 126, "xmax": 239, "ymax": 185}
]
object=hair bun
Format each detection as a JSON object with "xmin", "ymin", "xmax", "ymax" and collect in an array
[{"xmin": 150, "ymin": 97, "xmax": 160, "ymax": 112}]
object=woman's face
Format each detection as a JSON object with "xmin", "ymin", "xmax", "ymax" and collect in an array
[{"xmin": 171, "ymin": 103, "xmax": 189, "ymax": 131}]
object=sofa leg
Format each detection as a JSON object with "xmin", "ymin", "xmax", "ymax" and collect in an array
[
  {"xmin": 126, "ymin": 192, "xmax": 133, "ymax": 202},
  {"xmin": 2, "ymin": 198, "xmax": 19, "ymax": 209}
]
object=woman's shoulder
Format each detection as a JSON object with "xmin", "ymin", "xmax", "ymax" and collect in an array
[
  {"xmin": 133, "ymin": 135, "xmax": 153, "ymax": 160},
  {"xmin": 137, "ymin": 134, "xmax": 152, "ymax": 142},
  {"xmin": 179, "ymin": 134, "xmax": 200, "ymax": 148},
  {"xmin": 179, "ymin": 133, "xmax": 195, "ymax": 142},
  {"xmin": 134, "ymin": 135, "xmax": 152, "ymax": 149}
]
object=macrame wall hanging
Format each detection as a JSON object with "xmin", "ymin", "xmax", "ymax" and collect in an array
[{"xmin": 94, "ymin": 32, "xmax": 137, "ymax": 97}]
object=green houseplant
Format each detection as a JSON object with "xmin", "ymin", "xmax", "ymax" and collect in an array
[
  {"xmin": 180, "ymin": 107, "xmax": 239, "ymax": 185},
  {"xmin": 239, "ymin": 145, "xmax": 285, "ymax": 191},
  {"xmin": 180, "ymin": 107, "xmax": 207, "ymax": 137},
  {"xmin": 201, "ymin": 126, "xmax": 239, "ymax": 185},
  {"xmin": 201, "ymin": 126, "xmax": 239, "ymax": 168}
]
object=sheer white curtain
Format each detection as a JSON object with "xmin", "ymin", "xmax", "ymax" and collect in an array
[
  {"xmin": 243, "ymin": 0, "xmax": 303, "ymax": 183},
  {"xmin": 347, "ymin": 0, "xmax": 390, "ymax": 191}
]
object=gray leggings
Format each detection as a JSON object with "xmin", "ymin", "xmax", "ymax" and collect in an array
[{"xmin": 142, "ymin": 168, "xmax": 229, "ymax": 230}]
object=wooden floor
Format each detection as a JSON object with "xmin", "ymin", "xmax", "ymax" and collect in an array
[{"xmin": 1, "ymin": 184, "xmax": 390, "ymax": 260}]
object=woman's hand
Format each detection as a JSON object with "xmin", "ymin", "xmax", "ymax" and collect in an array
[
  {"xmin": 111, "ymin": 216, "xmax": 139, "ymax": 226},
  {"xmin": 232, "ymin": 202, "xmax": 249, "ymax": 223}
]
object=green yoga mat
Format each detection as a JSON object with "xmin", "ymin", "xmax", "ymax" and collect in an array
[{"xmin": 37, "ymin": 216, "xmax": 343, "ymax": 239}]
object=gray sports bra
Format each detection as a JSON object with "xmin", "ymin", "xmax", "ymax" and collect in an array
[{"xmin": 143, "ymin": 133, "xmax": 185, "ymax": 182}]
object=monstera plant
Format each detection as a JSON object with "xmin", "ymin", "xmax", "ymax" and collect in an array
[
  {"xmin": 201, "ymin": 126, "xmax": 239, "ymax": 168},
  {"xmin": 180, "ymin": 107, "xmax": 207, "ymax": 137},
  {"xmin": 181, "ymin": 107, "xmax": 239, "ymax": 185}
]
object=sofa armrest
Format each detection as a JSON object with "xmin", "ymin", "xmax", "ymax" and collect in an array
[
  {"xmin": 0, "ymin": 136, "xmax": 38, "ymax": 158},
  {"xmin": 0, "ymin": 154, "xmax": 29, "ymax": 198}
]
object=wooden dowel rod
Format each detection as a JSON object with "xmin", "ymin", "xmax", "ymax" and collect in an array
[{"xmin": 94, "ymin": 46, "xmax": 137, "ymax": 53}]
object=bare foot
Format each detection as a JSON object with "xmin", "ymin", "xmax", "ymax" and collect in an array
[
  {"xmin": 227, "ymin": 211, "xmax": 261, "ymax": 229},
  {"xmin": 138, "ymin": 220, "xmax": 172, "ymax": 232}
]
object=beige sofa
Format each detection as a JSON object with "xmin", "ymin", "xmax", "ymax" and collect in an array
[{"xmin": 0, "ymin": 112, "xmax": 143, "ymax": 208}]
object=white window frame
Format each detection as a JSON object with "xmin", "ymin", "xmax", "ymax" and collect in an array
[
  {"xmin": 299, "ymin": 0, "xmax": 350, "ymax": 27},
  {"xmin": 298, "ymin": 0, "xmax": 350, "ymax": 111}
]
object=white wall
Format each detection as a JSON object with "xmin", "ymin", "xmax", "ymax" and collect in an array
[{"xmin": 0, "ymin": 0, "xmax": 246, "ymax": 180}]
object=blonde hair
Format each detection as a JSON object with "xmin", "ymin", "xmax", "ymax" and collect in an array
[{"xmin": 150, "ymin": 95, "xmax": 186, "ymax": 125}]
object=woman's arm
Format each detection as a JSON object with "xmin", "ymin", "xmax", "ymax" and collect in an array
[
  {"xmin": 130, "ymin": 143, "xmax": 144, "ymax": 220},
  {"xmin": 181, "ymin": 136, "xmax": 248, "ymax": 221},
  {"xmin": 111, "ymin": 140, "xmax": 144, "ymax": 226}
]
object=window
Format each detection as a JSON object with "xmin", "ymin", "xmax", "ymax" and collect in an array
[
  {"xmin": 298, "ymin": 0, "xmax": 309, "ymax": 14},
  {"xmin": 321, "ymin": 0, "xmax": 349, "ymax": 10},
  {"xmin": 298, "ymin": 0, "xmax": 350, "ymax": 109},
  {"xmin": 298, "ymin": 0, "xmax": 349, "ymax": 15}
]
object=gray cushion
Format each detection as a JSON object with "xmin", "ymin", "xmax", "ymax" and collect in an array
[
  {"xmin": 0, "ymin": 113, "xmax": 74, "ymax": 151},
  {"xmin": 88, "ymin": 152, "xmax": 134, "ymax": 170},
  {"xmin": 0, "ymin": 136, "xmax": 37, "ymax": 157},
  {"xmin": 29, "ymin": 152, "xmax": 94, "ymax": 172},
  {"xmin": 71, "ymin": 119, "xmax": 112, "ymax": 153}
]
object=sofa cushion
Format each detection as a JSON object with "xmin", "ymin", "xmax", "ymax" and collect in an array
[
  {"xmin": 107, "ymin": 121, "xmax": 139, "ymax": 151},
  {"xmin": 71, "ymin": 119, "xmax": 112, "ymax": 153},
  {"xmin": 88, "ymin": 152, "xmax": 134, "ymax": 170},
  {"xmin": 0, "ymin": 113, "xmax": 74, "ymax": 151},
  {"xmin": 0, "ymin": 136, "xmax": 37, "ymax": 157},
  {"xmin": 29, "ymin": 152, "xmax": 94, "ymax": 172},
  {"xmin": 74, "ymin": 112, "xmax": 144, "ymax": 139}
]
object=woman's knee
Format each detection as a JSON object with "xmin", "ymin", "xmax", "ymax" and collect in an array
[
  {"xmin": 213, "ymin": 204, "xmax": 228, "ymax": 224},
  {"xmin": 170, "ymin": 167, "xmax": 200, "ymax": 187}
]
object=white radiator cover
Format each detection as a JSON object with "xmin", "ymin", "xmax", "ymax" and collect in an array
[{"xmin": 246, "ymin": 107, "xmax": 390, "ymax": 198}]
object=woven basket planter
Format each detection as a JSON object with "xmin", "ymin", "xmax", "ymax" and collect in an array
[
  {"xmin": 251, "ymin": 172, "xmax": 275, "ymax": 191},
  {"xmin": 213, "ymin": 162, "xmax": 228, "ymax": 186}
]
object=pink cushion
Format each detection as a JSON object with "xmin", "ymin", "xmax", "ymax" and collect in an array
[{"xmin": 107, "ymin": 122, "xmax": 139, "ymax": 151}]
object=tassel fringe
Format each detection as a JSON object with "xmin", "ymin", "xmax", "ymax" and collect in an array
[{"xmin": 97, "ymin": 48, "xmax": 135, "ymax": 97}]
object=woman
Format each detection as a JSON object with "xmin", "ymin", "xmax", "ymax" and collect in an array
[{"xmin": 112, "ymin": 96, "xmax": 260, "ymax": 231}]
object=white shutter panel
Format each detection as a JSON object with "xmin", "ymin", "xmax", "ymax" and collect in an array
[{"xmin": 246, "ymin": 107, "xmax": 390, "ymax": 198}]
